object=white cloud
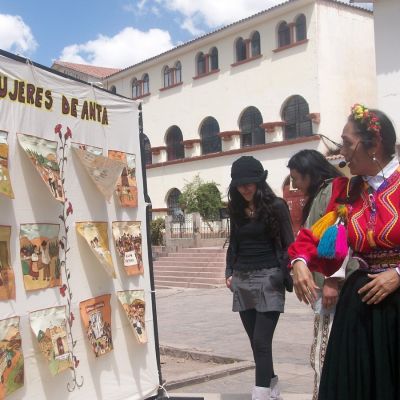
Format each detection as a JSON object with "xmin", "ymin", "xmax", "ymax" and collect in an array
[
  {"xmin": 58, "ymin": 27, "xmax": 175, "ymax": 68},
  {"xmin": 0, "ymin": 14, "xmax": 37, "ymax": 55},
  {"xmin": 155, "ymin": 0, "xmax": 372, "ymax": 34}
]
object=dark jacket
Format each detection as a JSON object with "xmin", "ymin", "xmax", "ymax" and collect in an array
[{"xmin": 225, "ymin": 197, "xmax": 294, "ymax": 291}]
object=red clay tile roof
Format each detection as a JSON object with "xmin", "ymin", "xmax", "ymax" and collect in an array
[{"xmin": 53, "ymin": 61, "xmax": 121, "ymax": 78}]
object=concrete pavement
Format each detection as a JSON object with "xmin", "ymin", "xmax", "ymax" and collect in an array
[{"xmin": 155, "ymin": 287, "xmax": 314, "ymax": 399}]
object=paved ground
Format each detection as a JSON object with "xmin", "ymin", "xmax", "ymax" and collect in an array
[{"xmin": 155, "ymin": 287, "xmax": 314, "ymax": 399}]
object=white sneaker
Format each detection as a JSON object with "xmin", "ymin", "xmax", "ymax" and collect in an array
[
  {"xmin": 270, "ymin": 376, "xmax": 283, "ymax": 400},
  {"xmin": 252, "ymin": 386, "xmax": 271, "ymax": 400}
]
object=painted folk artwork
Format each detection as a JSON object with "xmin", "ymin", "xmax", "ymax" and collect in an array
[
  {"xmin": 72, "ymin": 147, "xmax": 125, "ymax": 201},
  {"xmin": 71, "ymin": 142, "xmax": 102, "ymax": 156},
  {"xmin": 112, "ymin": 221, "xmax": 143, "ymax": 276},
  {"xmin": 0, "ymin": 226, "xmax": 15, "ymax": 300},
  {"xmin": 0, "ymin": 131, "xmax": 14, "ymax": 199},
  {"xmin": 108, "ymin": 151, "xmax": 137, "ymax": 207},
  {"xmin": 17, "ymin": 133, "xmax": 64, "ymax": 202},
  {"xmin": 76, "ymin": 222, "xmax": 116, "ymax": 278},
  {"xmin": 0, "ymin": 317, "xmax": 24, "ymax": 398},
  {"xmin": 30, "ymin": 306, "xmax": 72, "ymax": 376},
  {"xmin": 20, "ymin": 224, "xmax": 61, "ymax": 291},
  {"xmin": 117, "ymin": 290, "xmax": 147, "ymax": 344},
  {"xmin": 79, "ymin": 294, "xmax": 113, "ymax": 357}
]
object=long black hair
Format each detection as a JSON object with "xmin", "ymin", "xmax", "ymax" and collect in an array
[
  {"xmin": 228, "ymin": 180, "xmax": 280, "ymax": 237},
  {"xmin": 287, "ymin": 149, "xmax": 343, "ymax": 224},
  {"xmin": 341, "ymin": 108, "xmax": 397, "ymax": 204}
]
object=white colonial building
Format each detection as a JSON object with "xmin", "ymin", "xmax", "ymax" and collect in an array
[
  {"xmin": 54, "ymin": 0, "xmax": 377, "ymax": 230},
  {"xmin": 352, "ymin": 0, "xmax": 400, "ymax": 131}
]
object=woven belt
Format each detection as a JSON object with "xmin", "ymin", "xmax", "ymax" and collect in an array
[{"xmin": 353, "ymin": 249, "xmax": 400, "ymax": 273}]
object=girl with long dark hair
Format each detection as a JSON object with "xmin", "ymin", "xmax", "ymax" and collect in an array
[
  {"xmin": 226, "ymin": 156, "xmax": 293, "ymax": 400},
  {"xmin": 288, "ymin": 150, "xmax": 356, "ymax": 400},
  {"xmin": 289, "ymin": 105, "xmax": 400, "ymax": 399}
]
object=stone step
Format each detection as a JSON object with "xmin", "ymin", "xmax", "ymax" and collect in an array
[
  {"xmin": 154, "ymin": 260, "xmax": 225, "ymax": 268},
  {"xmin": 179, "ymin": 247, "xmax": 226, "ymax": 254},
  {"xmin": 155, "ymin": 270, "xmax": 225, "ymax": 279},
  {"xmin": 165, "ymin": 253, "xmax": 226, "ymax": 259},
  {"xmin": 154, "ymin": 266, "xmax": 225, "ymax": 274},
  {"xmin": 156, "ymin": 275, "xmax": 225, "ymax": 284},
  {"xmin": 154, "ymin": 280, "xmax": 225, "ymax": 289}
]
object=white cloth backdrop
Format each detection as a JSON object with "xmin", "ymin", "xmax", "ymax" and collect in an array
[{"xmin": 0, "ymin": 52, "xmax": 159, "ymax": 399}]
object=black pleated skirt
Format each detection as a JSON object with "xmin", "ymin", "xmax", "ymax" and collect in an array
[{"xmin": 318, "ymin": 270, "xmax": 400, "ymax": 400}]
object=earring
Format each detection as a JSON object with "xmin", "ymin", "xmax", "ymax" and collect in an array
[{"xmin": 372, "ymin": 153, "xmax": 377, "ymax": 161}]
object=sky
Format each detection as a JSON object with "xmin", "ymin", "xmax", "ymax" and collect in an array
[{"xmin": 0, "ymin": 0, "xmax": 372, "ymax": 69}]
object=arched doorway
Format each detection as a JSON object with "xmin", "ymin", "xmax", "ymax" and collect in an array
[{"xmin": 282, "ymin": 175, "xmax": 306, "ymax": 235}]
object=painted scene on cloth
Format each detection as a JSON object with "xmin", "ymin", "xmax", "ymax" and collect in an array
[
  {"xmin": 79, "ymin": 294, "xmax": 113, "ymax": 357},
  {"xmin": 76, "ymin": 222, "xmax": 116, "ymax": 278},
  {"xmin": 112, "ymin": 221, "xmax": 143, "ymax": 276},
  {"xmin": 0, "ymin": 226, "xmax": 16, "ymax": 300},
  {"xmin": 0, "ymin": 131, "xmax": 14, "ymax": 199},
  {"xmin": 0, "ymin": 317, "xmax": 24, "ymax": 398},
  {"xmin": 17, "ymin": 133, "xmax": 64, "ymax": 202},
  {"xmin": 71, "ymin": 142, "xmax": 103, "ymax": 156},
  {"xmin": 73, "ymin": 147, "xmax": 125, "ymax": 201},
  {"xmin": 117, "ymin": 290, "xmax": 147, "ymax": 344},
  {"xmin": 20, "ymin": 224, "xmax": 61, "ymax": 291},
  {"xmin": 108, "ymin": 151, "xmax": 137, "ymax": 207},
  {"xmin": 29, "ymin": 306, "xmax": 72, "ymax": 376}
]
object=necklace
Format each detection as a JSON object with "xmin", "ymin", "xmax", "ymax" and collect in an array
[{"xmin": 246, "ymin": 207, "xmax": 255, "ymax": 217}]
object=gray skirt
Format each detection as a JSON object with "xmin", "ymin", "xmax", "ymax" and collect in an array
[{"xmin": 231, "ymin": 267, "xmax": 285, "ymax": 313}]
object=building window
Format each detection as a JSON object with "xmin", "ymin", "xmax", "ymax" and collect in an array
[
  {"xmin": 210, "ymin": 47, "xmax": 218, "ymax": 71},
  {"xmin": 200, "ymin": 117, "xmax": 221, "ymax": 155},
  {"xmin": 282, "ymin": 95, "xmax": 312, "ymax": 139},
  {"xmin": 166, "ymin": 126, "xmax": 184, "ymax": 161},
  {"xmin": 132, "ymin": 78, "xmax": 141, "ymax": 98},
  {"xmin": 110, "ymin": 85, "xmax": 117, "ymax": 94},
  {"xmin": 143, "ymin": 134, "xmax": 152, "ymax": 165},
  {"xmin": 142, "ymin": 73, "xmax": 150, "ymax": 95},
  {"xmin": 295, "ymin": 14, "xmax": 307, "ymax": 42},
  {"xmin": 235, "ymin": 37, "xmax": 247, "ymax": 62},
  {"xmin": 239, "ymin": 106, "xmax": 264, "ymax": 147},
  {"xmin": 251, "ymin": 31, "xmax": 261, "ymax": 57},
  {"xmin": 167, "ymin": 188, "xmax": 183, "ymax": 222},
  {"xmin": 175, "ymin": 61, "xmax": 182, "ymax": 83},
  {"xmin": 197, "ymin": 52, "xmax": 206, "ymax": 75},
  {"xmin": 278, "ymin": 22, "xmax": 291, "ymax": 47},
  {"xmin": 163, "ymin": 66, "xmax": 172, "ymax": 87}
]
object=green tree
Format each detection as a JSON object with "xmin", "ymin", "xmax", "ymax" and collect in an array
[{"xmin": 179, "ymin": 175, "xmax": 223, "ymax": 223}]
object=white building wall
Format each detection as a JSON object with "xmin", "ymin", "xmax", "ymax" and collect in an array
[
  {"xmin": 104, "ymin": 0, "xmax": 376, "ymax": 212},
  {"xmin": 316, "ymin": 1, "xmax": 376, "ymax": 143},
  {"xmin": 373, "ymin": 0, "xmax": 400, "ymax": 131}
]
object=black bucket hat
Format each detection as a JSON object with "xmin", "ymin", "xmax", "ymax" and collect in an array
[{"xmin": 230, "ymin": 156, "xmax": 268, "ymax": 187}]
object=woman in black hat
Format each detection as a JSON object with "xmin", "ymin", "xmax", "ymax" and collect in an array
[{"xmin": 226, "ymin": 155, "xmax": 294, "ymax": 400}]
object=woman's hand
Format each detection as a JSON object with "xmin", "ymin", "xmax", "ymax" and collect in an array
[
  {"xmin": 322, "ymin": 278, "xmax": 340, "ymax": 310},
  {"xmin": 226, "ymin": 276, "xmax": 232, "ymax": 290},
  {"xmin": 358, "ymin": 269, "xmax": 400, "ymax": 305},
  {"xmin": 292, "ymin": 260, "xmax": 318, "ymax": 305}
]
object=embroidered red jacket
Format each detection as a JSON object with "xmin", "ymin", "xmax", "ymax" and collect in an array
[{"xmin": 288, "ymin": 170, "xmax": 400, "ymax": 276}]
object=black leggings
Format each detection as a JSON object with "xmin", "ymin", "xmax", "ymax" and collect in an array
[{"xmin": 239, "ymin": 309, "xmax": 280, "ymax": 387}]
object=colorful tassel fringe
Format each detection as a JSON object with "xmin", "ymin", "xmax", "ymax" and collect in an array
[
  {"xmin": 311, "ymin": 210, "xmax": 337, "ymax": 239},
  {"xmin": 335, "ymin": 224, "xmax": 348, "ymax": 259},
  {"xmin": 317, "ymin": 224, "xmax": 338, "ymax": 258}
]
